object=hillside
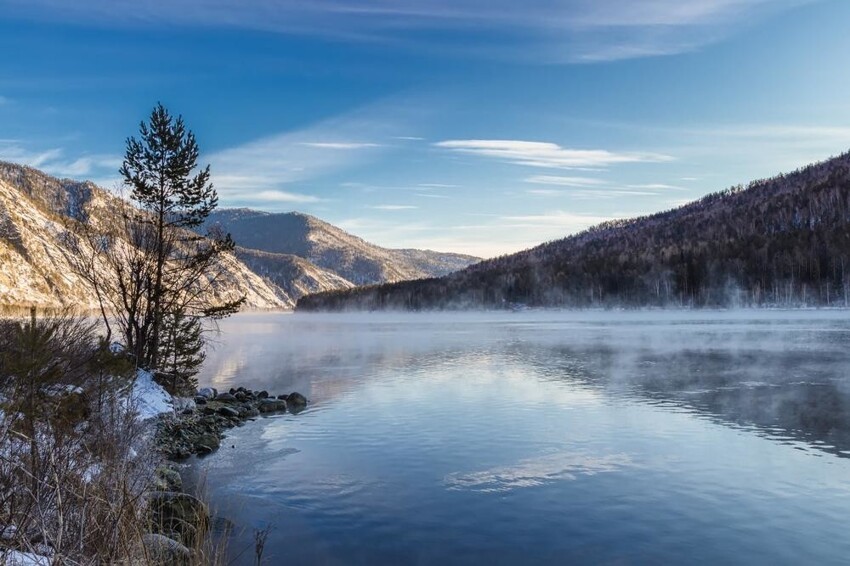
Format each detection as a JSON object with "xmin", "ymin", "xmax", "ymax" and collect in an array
[
  {"xmin": 298, "ymin": 151, "xmax": 850, "ymax": 311},
  {"xmin": 234, "ymin": 247, "xmax": 355, "ymax": 300},
  {"xmin": 204, "ymin": 209, "xmax": 480, "ymax": 285},
  {"xmin": 0, "ymin": 162, "xmax": 479, "ymax": 310},
  {"xmin": 0, "ymin": 162, "xmax": 290, "ymax": 310}
]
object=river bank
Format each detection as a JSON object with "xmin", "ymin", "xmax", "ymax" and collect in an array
[
  {"xmin": 154, "ymin": 387, "xmax": 307, "ymax": 460},
  {"xmin": 140, "ymin": 386, "xmax": 308, "ymax": 564}
]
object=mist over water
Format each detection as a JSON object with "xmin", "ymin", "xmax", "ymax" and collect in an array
[{"xmin": 193, "ymin": 310, "xmax": 850, "ymax": 565}]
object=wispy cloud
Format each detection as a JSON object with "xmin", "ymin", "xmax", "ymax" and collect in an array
[
  {"xmin": 368, "ymin": 204, "xmax": 418, "ymax": 210},
  {"xmin": 0, "ymin": 141, "xmax": 122, "ymax": 180},
  {"xmin": 0, "ymin": 143, "xmax": 64, "ymax": 169},
  {"xmin": 526, "ymin": 188, "xmax": 563, "ymax": 196},
  {"xmin": 210, "ymin": 135, "xmax": 381, "ymax": 194},
  {"xmin": 501, "ymin": 210, "xmax": 614, "ymax": 229},
  {"xmin": 418, "ymin": 183, "xmax": 458, "ymax": 189},
  {"xmin": 0, "ymin": 96, "xmax": 9, "ymax": 105},
  {"xmin": 207, "ymin": 98, "xmax": 419, "ymax": 207},
  {"xmin": 52, "ymin": 155, "xmax": 123, "ymax": 176},
  {"xmin": 299, "ymin": 142, "xmax": 381, "ymax": 149},
  {"xmin": 436, "ymin": 139, "xmax": 673, "ymax": 169},
  {"xmin": 626, "ymin": 183, "xmax": 687, "ymax": 191},
  {"xmin": 347, "ymin": 209, "xmax": 623, "ymax": 257},
  {"xmin": 526, "ymin": 188, "xmax": 659, "ymax": 199},
  {"xmin": 644, "ymin": 122, "xmax": 850, "ymax": 175},
  {"xmin": 253, "ymin": 190, "xmax": 321, "ymax": 203},
  {"xmin": 2, "ymin": 0, "xmax": 814, "ymax": 62},
  {"xmin": 525, "ymin": 175, "xmax": 606, "ymax": 187}
]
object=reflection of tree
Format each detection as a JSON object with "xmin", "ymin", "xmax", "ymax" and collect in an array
[
  {"xmin": 524, "ymin": 343, "xmax": 850, "ymax": 458},
  {"xmin": 197, "ymin": 316, "xmax": 850, "ymax": 459}
]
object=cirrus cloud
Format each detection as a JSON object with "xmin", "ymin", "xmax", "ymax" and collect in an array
[
  {"xmin": 525, "ymin": 175, "xmax": 607, "ymax": 186},
  {"xmin": 1, "ymin": 0, "xmax": 816, "ymax": 63},
  {"xmin": 435, "ymin": 139, "xmax": 673, "ymax": 169}
]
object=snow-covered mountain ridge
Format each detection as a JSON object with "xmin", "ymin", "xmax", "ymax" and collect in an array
[
  {"xmin": 0, "ymin": 162, "xmax": 290, "ymax": 309},
  {"xmin": 0, "ymin": 162, "xmax": 479, "ymax": 310}
]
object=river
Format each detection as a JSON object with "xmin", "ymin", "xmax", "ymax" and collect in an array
[{"xmin": 192, "ymin": 310, "xmax": 850, "ymax": 565}]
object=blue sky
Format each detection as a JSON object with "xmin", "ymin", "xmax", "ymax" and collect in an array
[{"xmin": 2, "ymin": 0, "xmax": 850, "ymax": 257}]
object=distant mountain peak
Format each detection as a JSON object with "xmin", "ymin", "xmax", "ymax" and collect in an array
[{"xmin": 204, "ymin": 208, "xmax": 480, "ymax": 286}]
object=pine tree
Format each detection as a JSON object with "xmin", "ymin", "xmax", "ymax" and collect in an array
[
  {"xmin": 119, "ymin": 103, "xmax": 231, "ymax": 370},
  {"xmin": 158, "ymin": 311, "xmax": 206, "ymax": 396},
  {"xmin": 66, "ymin": 103, "xmax": 244, "ymax": 387}
]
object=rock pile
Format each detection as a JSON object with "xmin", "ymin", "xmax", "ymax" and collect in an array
[
  {"xmin": 143, "ymin": 387, "xmax": 308, "ymax": 563},
  {"xmin": 155, "ymin": 386, "xmax": 308, "ymax": 460}
]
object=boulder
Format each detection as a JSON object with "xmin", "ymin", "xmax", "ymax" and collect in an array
[
  {"xmin": 194, "ymin": 396, "xmax": 207, "ymax": 405},
  {"xmin": 172, "ymin": 397, "xmax": 196, "ymax": 412},
  {"xmin": 148, "ymin": 492, "xmax": 209, "ymax": 539},
  {"xmin": 197, "ymin": 387, "xmax": 217, "ymax": 399},
  {"xmin": 193, "ymin": 433, "xmax": 220, "ymax": 454},
  {"xmin": 142, "ymin": 533, "xmax": 190, "ymax": 565},
  {"xmin": 154, "ymin": 466, "xmax": 183, "ymax": 492},
  {"xmin": 287, "ymin": 392, "xmax": 307, "ymax": 407},
  {"xmin": 215, "ymin": 392, "xmax": 238, "ymax": 403},
  {"xmin": 51, "ymin": 389, "xmax": 91, "ymax": 428},
  {"xmin": 257, "ymin": 390, "xmax": 269, "ymax": 399},
  {"xmin": 257, "ymin": 398, "xmax": 287, "ymax": 413},
  {"xmin": 168, "ymin": 447, "xmax": 191, "ymax": 460},
  {"xmin": 218, "ymin": 406, "xmax": 240, "ymax": 418}
]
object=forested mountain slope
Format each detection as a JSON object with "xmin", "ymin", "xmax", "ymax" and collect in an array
[{"xmin": 298, "ymin": 151, "xmax": 850, "ymax": 311}]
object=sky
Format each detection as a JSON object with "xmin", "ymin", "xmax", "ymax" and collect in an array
[{"xmin": 1, "ymin": 0, "xmax": 850, "ymax": 258}]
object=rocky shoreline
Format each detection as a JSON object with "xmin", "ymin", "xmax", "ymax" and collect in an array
[
  {"xmin": 141, "ymin": 386, "xmax": 308, "ymax": 563},
  {"xmin": 154, "ymin": 386, "xmax": 307, "ymax": 460}
]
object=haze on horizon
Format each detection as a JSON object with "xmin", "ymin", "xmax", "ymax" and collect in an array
[{"xmin": 1, "ymin": 0, "xmax": 849, "ymax": 258}]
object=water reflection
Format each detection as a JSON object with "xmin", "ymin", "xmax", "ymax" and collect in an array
[
  {"xmin": 193, "ymin": 311, "xmax": 850, "ymax": 565},
  {"xmin": 523, "ymin": 342, "xmax": 850, "ymax": 458},
  {"xmin": 199, "ymin": 312, "xmax": 850, "ymax": 459},
  {"xmin": 445, "ymin": 451, "xmax": 634, "ymax": 492}
]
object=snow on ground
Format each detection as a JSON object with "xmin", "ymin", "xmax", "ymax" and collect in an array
[
  {"xmin": 129, "ymin": 369, "xmax": 173, "ymax": 421},
  {"xmin": 1, "ymin": 549, "xmax": 52, "ymax": 565}
]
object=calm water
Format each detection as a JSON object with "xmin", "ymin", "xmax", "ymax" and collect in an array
[{"xmin": 192, "ymin": 310, "xmax": 850, "ymax": 565}]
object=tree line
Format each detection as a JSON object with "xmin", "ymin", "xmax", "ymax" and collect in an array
[{"xmin": 298, "ymin": 151, "xmax": 850, "ymax": 311}]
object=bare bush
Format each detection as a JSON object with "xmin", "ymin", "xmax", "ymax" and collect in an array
[{"xmin": 0, "ymin": 311, "xmax": 226, "ymax": 564}]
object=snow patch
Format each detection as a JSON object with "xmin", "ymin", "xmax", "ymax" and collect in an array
[
  {"xmin": 1, "ymin": 549, "xmax": 52, "ymax": 565},
  {"xmin": 129, "ymin": 369, "xmax": 172, "ymax": 421}
]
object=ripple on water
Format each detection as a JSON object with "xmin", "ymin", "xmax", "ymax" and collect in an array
[{"xmin": 194, "ymin": 312, "xmax": 850, "ymax": 565}]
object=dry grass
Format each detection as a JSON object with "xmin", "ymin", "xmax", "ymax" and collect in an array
[{"xmin": 0, "ymin": 311, "xmax": 229, "ymax": 565}]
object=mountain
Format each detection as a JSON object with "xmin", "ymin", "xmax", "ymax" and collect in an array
[
  {"xmin": 233, "ymin": 247, "xmax": 354, "ymax": 299},
  {"xmin": 0, "ymin": 161, "xmax": 479, "ymax": 311},
  {"xmin": 204, "ymin": 209, "xmax": 480, "ymax": 285},
  {"xmin": 0, "ymin": 162, "xmax": 290, "ymax": 310},
  {"xmin": 298, "ymin": 151, "xmax": 850, "ymax": 311}
]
